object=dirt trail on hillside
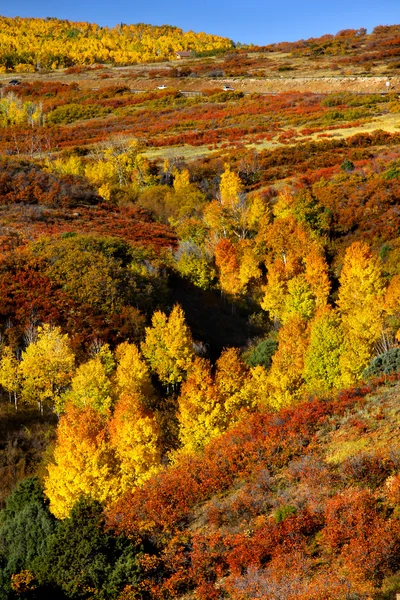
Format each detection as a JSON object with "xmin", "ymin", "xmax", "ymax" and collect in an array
[
  {"xmin": 123, "ymin": 76, "xmax": 400, "ymax": 95},
  {"xmin": 211, "ymin": 76, "xmax": 400, "ymax": 94},
  {"xmin": 2, "ymin": 72, "xmax": 400, "ymax": 95}
]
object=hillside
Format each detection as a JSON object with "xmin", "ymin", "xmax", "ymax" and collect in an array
[
  {"xmin": 1, "ymin": 16, "xmax": 400, "ymax": 600},
  {"xmin": 106, "ymin": 378, "xmax": 400, "ymax": 600},
  {"xmin": 0, "ymin": 16, "xmax": 233, "ymax": 69},
  {"xmin": 1, "ymin": 379, "xmax": 400, "ymax": 598},
  {"xmin": 3, "ymin": 21, "xmax": 400, "ymax": 96}
]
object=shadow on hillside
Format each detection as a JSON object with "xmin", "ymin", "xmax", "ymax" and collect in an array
[
  {"xmin": 168, "ymin": 276, "xmax": 264, "ymax": 361},
  {"xmin": 0, "ymin": 398, "xmax": 58, "ymax": 508}
]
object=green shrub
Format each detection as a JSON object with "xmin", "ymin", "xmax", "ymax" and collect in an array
[
  {"xmin": 46, "ymin": 103, "xmax": 111, "ymax": 124},
  {"xmin": 243, "ymin": 339, "xmax": 278, "ymax": 370},
  {"xmin": 363, "ymin": 347, "xmax": 400, "ymax": 379},
  {"xmin": 274, "ymin": 504, "xmax": 297, "ymax": 523},
  {"xmin": 340, "ymin": 159, "xmax": 355, "ymax": 172},
  {"xmin": 323, "ymin": 110, "xmax": 345, "ymax": 123},
  {"xmin": 382, "ymin": 166, "xmax": 400, "ymax": 180}
]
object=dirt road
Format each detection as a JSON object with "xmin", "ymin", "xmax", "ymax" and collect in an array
[{"xmin": 1, "ymin": 70, "xmax": 399, "ymax": 95}]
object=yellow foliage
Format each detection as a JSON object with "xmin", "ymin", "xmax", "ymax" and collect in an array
[
  {"xmin": 14, "ymin": 63, "xmax": 35, "ymax": 72},
  {"xmin": 47, "ymin": 154, "xmax": 84, "ymax": 176},
  {"xmin": 0, "ymin": 17, "xmax": 233, "ymax": 69},
  {"xmin": 115, "ymin": 342, "xmax": 154, "ymax": 400},
  {"xmin": 304, "ymin": 250, "xmax": 330, "ymax": 310},
  {"xmin": 84, "ymin": 139, "xmax": 154, "ymax": 199},
  {"xmin": 246, "ymin": 193, "xmax": 272, "ymax": 231},
  {"xmin": 261, "ymin": 217, "xmax": 329, "ymax": 323},
  {"xmin": 0, "ymin": 346, "xmax": 22, "ymax": 407},
  {"xmin": 283, "ymin": 275, "xmax": 315, "ymax": 323},
  {"xmin": 176, "ymin": 357, "xmax": 223, "ymax": 455},
  {"xmin": 220, "ymin": 164, "xmax": 242, "ymax": 209},
  {"xmin": 172, "ymin": 168, "xmax": 190, "ymax": 192},
  {"xmin": 261, "ymin": 268, "xmax": 287, "ymax": 322},
  {"xmin": 11, "ymin": 570, "xmax": 37, "ymax": 593},
  {"xmin": 163, "ymin": 158, "xmax": 170, "ymax": 174},
  {"xmin": 303, "ymin": 308, "xmax": 344, "ymax": 394},
  {"xmin": 141, "ymin": 304, "xmax": 194, "ymax": 386},
  {"xmin": 244, "ymin": 365, "xmax": 271, "ymax": 409},
  {"xmin": 215, "ymin": 239, "xmax": 242, "ymax": 296},
  {"xmin": 175, "ymin": 243, "xmax": 216, "ymax": 290},
  {"xmin": 203, "ymin": 200, "xmax": 227, "ymax": 237},
  {"xmin": 109, "ymin": 392, "xmax": 161, "ymax": 492},
  {"xmin": 165, "ymin": 184, "xmax": 206, "ymax": 221},
  {"xmin": 45, "ymin": 404, "xmax": 120, "ymax": 519},
  {"xmin": 384, "ymin": 274, "xmax": 400, "ymax": 317},
  {"xmin": 60, "ymin": 353, "xmax": 113, "ymax": 415},
  {"xmin": 0, "ymin": 93, "xmax": 42, "ymax": 127},
  {"xmin": 206, "ymin": 167, "xmax": 266, "ymax": 243},
  {"xmin": 215, "ymin": 348, "xmax": 255, "ymax": 421},
  {"xmin": 338, "ymin": 242, "xmax": 385, "ymax": 386},
  {"xmin": 85, "ymin": 159, "xmax": 116, "ymax": 198},
  {"xmin": 272, "ymin": 187, "xmax": 294, "ymax": 220},
  {"xmin": 266, "ymin": 316, "xmax": 310, "ymax": 408},
  {"xmin": 19, "ymin": 324, "xmax": 75, "ymax": 411},
  {"xmin": 238, "ymin": 240, "xmax": 262, "ymax": 291}
]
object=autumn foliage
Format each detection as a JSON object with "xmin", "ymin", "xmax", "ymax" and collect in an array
[{"xmin": 2, "ymin": 15, "xmax": 400, "ymax": 600}]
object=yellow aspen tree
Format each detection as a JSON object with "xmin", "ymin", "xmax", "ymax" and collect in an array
[
  {"xmin": 261, "ymin": 266, "xmax": 287, "ymax": 323},
  {"xmin": 47, "ymin": 154, "xmax": 84, "ymax": 177},
  {"xmin": 84, "ymin": 160, "xmax": 115, "ymax": 201},
  {"xmin": 203, "ymin": 199, "xmax": 230, "ymax": 239},
  {"xmin": 0, "ymin": 346, "xmax": 22, "ymax": 410},
  {"xmin": 60, "ymin": 353, "xmax": 113, "ymax": 416},
  {"xmin": 45, "ymin": 403, "xmax": 120, "ymax": 519},
  {"xmin": 175, "ymin": 243, "xmax": 216, "ymax": 291},
  {"xmin": 141, "ymin": 304, "xmax": 194, "ymax": 388},
  {"xmin": 19, "ymin": 324, "xmax": 75, "ymax": 413},
  {"xmin": 338, "ymin": 242, "xmax": 385, "ymax": 387},
  {"xmin": 283, "ymin": 275, "xmax": 316, "ymax": 323},
  {"xmin": 219, "ymin": 164, "xmax": 242, "ymax": 209},
  {"xmin": 246, "ymin": 193, "xmax": 272, "ymax": 232},
  {"xmin": 108, "ymin": 392, "xmax": 161, "ymax": 493},
  {"xmin": 238, "ymin": 240, "xmax": 262, "ymax": 293},
  {"xmin": 176, "ymin": 357, "xmax": 223, "ymax": 455},
  {"xmin": 163, "ymin": 158, "xmax": 170, "ymax": 175},
  {"xmin": 261, "ymin": 217, "xmax": 329, "ymax": 324},
  {"xmin": 215, "ymin": 348, "xmax": 254, "ymax": 422},
  {"xmin": 304, "ymin": 249, "xmax": 330, "ymax": 310},
  {"xmin": 242, "ymin": 365, "xmax": 271, "ymax": 410},
  {"xmin": 114, "ymin": 341, "xmax": 154, "ymax": 400},
  {"xmin": 303, "ymin": 308, "xmax": 344, "ymax": 394},
  {"xmin": 214, "ymin": 166, "xmax": 258, "ymax": 241},
  {"xmin": 260, "ymin": 218, "xmax": 309, "ymax": 322},
  {"xmin": 166, "ymin": 181, "xmax": 206, "ymax": 222},
  {"xmin": 261, "ymin": 217, "xmax": 310, "ymax": 278},
  {"xmin": 172, "ymin": 168, "xmax": 190, "ymax": 192},
  {"xmin": 272, "ymin": 187, "xmax": 294, "ymax": 220},
  {"xmin": 266, "ymin": 316, "xmax": 310, "ymax": 409}
]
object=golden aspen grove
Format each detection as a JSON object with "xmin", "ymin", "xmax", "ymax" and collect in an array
[{"xmin": 2, "ymin": 13, "xmax": 400, "ymax": 600}]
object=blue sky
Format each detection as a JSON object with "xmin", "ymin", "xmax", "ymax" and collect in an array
[{"xmin": 1, "ymin": 0, "xmax": 399, "ymax": 45}]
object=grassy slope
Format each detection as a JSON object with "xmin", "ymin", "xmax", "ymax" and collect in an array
[{"xmin": 108, "ymin": 378, "xmax": 400, "ymax": 599}]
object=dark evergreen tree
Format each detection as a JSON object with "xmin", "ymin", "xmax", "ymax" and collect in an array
[
  {"xmin": 0, "ymin": 477, "xmax": 57, "ymax": 600},
  {"xmin": 36, "ymin": 496, "xmax": 142, "ymax": 599}
]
